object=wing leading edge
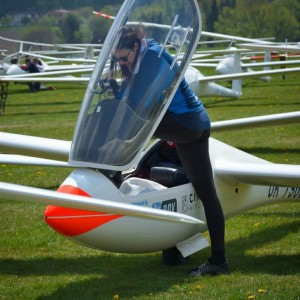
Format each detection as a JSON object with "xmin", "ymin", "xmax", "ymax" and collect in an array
[{"xmin": 210, "ymin": 138, "xmax": 300, "ymax": 187}]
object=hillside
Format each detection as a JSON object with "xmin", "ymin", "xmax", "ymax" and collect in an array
[{"xmin": 0, "ymin": 29, "xmax": 23, "ymax": 53}]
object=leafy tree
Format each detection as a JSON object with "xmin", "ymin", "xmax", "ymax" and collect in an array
[
  {"xmin": 75, "ymin": 19, "xmax": 93, "ymax": 43},
  {"xmin": 61, "ymin": 14, "xmax": 81, "ymax": 43},
  {"xmin": 267, "ymin": 2, "xmax": 300, "ymax": 42},
  {"xmin": 60, "ymin": 13, "xmax": 92, "ymax": 43},
  {"xmin": 74, "ymin": 6, "xmax": 94, "ymax": 19},
  {"xmin": 198, "ymin": 0, "xmax": 236, "ymax": 31},
  {"xmin": 214, "ymin": 0, "xmax": 300, "ymax": 41},
  {"xmin": 1, "ymin": 0, "xmax": 300, "ymax": 44},
  {"xmin": 88, "ymin": 6, "xmax": 116, "ymax": 43},
  {"xmin": 0, "ymin": 0, "xmax": 124, "ymax": 17},
  {"xmin": 0, "ymin": 14, "xmax": 14, "ymax": 27},
  {"xmin": 273, "ymin": 0, "xmax": 300, "ymax": 22},
  {"xmin": 36, "ymin": 14, "xmax": 59, "ymax": 27},
  {"xmin": 21, "ymin": 26, "xmax": 62, "ymax": 46}
]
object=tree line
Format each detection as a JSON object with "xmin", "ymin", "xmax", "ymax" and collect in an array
[
  {"xmin": 0, "ymin": 0, "xmax": 299, "ymax": 44},
  {"xmin": 0, "ymin": 0, "xmax": 121, "ymax": 17}
]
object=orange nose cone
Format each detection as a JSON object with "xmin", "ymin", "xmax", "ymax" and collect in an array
[{"xmin": 44, "ymin": 185, "xmax": 122, "ymax": 236}]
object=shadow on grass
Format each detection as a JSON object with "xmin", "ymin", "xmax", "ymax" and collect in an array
[
  {"xmin": 0, "ymin": 253, "xmax": 186, "ymax": 299},
  {"xmin": 0, "ymin": 219, "xmax": 298, "ymax": 272},
  {"xmin": 0, "ymin": 219, "xmax": 298, "ymax": 299},
  {"xmin": 225, "ymin": 220, "xmax": 300, "ymax": 275}
]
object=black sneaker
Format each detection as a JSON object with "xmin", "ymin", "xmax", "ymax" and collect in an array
[{"xmin": 188, "ymin": 260, "xmax": 229, "ymax": 276}]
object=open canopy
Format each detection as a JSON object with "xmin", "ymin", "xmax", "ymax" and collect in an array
[{"xmin": 69, "ymin": 0, "xmax": 201, "ymax": 171}]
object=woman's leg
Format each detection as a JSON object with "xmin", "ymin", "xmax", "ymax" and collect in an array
[
  {"xmin": 175, "ymin": 138, "xmax": 225, "ymax": 264},
  {"xmin": 155, "ymin": 112, "xmax": 227, "ymax": 273}
]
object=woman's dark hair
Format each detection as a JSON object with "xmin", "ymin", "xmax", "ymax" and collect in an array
[
  {"xmin": 110, "ymin": 26, "xmax": 145, "ymax": 81},
  {"xmin": 116, "ymin": 26, "xmax": 143, "ymax": 50}
]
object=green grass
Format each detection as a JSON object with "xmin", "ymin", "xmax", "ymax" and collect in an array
[{"xmin": 0, "ymin": 73, "xmax": 300, "ymax": 300}]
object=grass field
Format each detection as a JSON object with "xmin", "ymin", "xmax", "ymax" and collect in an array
[{"xmin": 0, "ymin": 72, "xmax": 300, "ymax": 300}]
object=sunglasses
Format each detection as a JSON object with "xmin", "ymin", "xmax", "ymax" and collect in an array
[{"xmin": 112, "ymin": 49, "xmax": 131, "ymax": 62}]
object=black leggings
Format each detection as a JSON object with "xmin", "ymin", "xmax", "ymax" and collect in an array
[{"xmin": 154, "ymin": 112, "xmax": 225, "ymax": 263}]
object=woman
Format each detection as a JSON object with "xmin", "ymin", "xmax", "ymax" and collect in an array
[{"xmin": 110, "ymin": 27, "xmax": 228, "ymax": 276}]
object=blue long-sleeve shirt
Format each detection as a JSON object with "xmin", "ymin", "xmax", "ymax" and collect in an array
[{"xmin": 118, "ymin": 40, "xmax": 210, "ymax": 131}]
